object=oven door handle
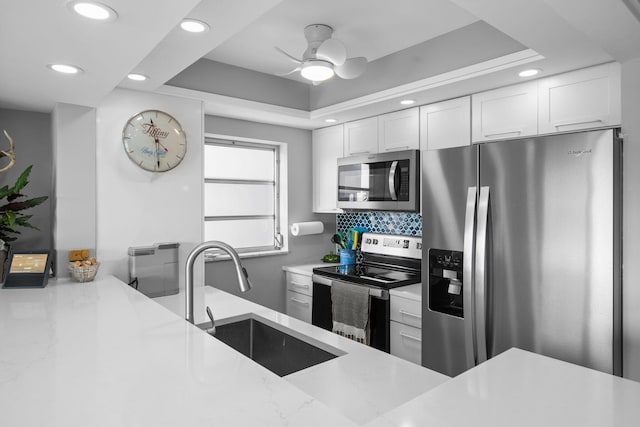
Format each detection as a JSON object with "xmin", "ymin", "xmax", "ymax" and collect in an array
[{"xmin": 312, "ymin": 275, "xmax": 389, "ymax": 300}]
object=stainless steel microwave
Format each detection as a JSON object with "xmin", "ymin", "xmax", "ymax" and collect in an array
[{"xmin": 337, "ymin": 149, "xmax": 420, "ymax": 212}]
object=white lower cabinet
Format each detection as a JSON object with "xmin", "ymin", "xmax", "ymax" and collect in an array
[
  {"xmin": 390, "ymin": 321, "xmax": 422, "ymax": 365},
  {"xmin": 285, "ymin": 271, "xmax": 313, "ymax": 323},
  {"xmin": 390, "ymin": 290, "xmax": 422, "ymax": 364},
  {"xmin": 286, "ymin": 290, "xmax": 312, "ymax": 323}
]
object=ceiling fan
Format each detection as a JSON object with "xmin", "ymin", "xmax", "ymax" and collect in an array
[{"xmin": 275, "ymin": 24, "xmax": 368, "ymax": 84}]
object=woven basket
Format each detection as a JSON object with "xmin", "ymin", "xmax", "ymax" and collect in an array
[{"xmin": 69, "ymin": 262, "xmax": 100, "ymax": 282}]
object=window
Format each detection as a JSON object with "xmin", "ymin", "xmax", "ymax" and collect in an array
[{"xmin": 204, "ymin": 136, "xmax": 287, "ymax": 258}]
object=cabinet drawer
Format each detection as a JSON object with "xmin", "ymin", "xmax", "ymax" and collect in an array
[
  {"xmin": 390, "ymin": 296, "xmax": 422, "ymax": 328},
  {"xmin": 286, "ymin": 272, "xmax": 313, "ymax": 296},
  {"xmin": 390, "ymin": 321, "xmax": 422, "ymax": 365},
  {"xmin": 285, "ymin": 290, "xmax": 312, "ymax": 323}
]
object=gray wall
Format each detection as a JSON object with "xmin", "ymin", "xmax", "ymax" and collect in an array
[
  {"xmin": 0, "ymin": 108, "xmax": 53, "ymax": 252},
  {"xmin": 204, "ymin": 115, "xmax": 335, "ymax": 312},
  {"xmin": 168, "ymin": 59, "xmax": 310, "ymax": 110},
  {"xmin": 621, "ymin": 57, "xmax": 640, "ymax": 381}
]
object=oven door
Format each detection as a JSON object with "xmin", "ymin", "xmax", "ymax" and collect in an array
[
  {"xmin": 312, "ymin": 275, "xmax": 390, "ymax": 352},
  {"xmin": 337, "ymin": 149, "xmax": 419, "ymax": 212}
]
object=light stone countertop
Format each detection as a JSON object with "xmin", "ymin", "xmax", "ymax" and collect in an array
[
  {"xmin": 388, "ymin": 283, "xmax": 421, "ymax": 301},
  {"xmin": 282, "ymin": 262, "xmax": 338, "ymax": 276},
  {"xmin": 3, "ymin": 275, "xmax": 639, "ymax": 427},
  {"xmin": 365, "ymin": 347, "xmax": 640, "ymax": 427},
  {"xmin": 0, "ymin": 275, "xmax": 447, "ymax": 426}
]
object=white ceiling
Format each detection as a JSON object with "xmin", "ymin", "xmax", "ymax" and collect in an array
[
  {"xmin": 2, "ymin": 0, "xmax": 640, "ymax": 129},
  {"xmin": 203, "ymin": 0, "xmax": 479, "ymax": 82}
]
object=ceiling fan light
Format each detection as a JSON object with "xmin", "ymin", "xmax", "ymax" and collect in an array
[{"xmin": 301, "ymin": 60, "xmax": 334, "ymax": 82}]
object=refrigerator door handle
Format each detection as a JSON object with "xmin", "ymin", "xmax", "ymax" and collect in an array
[
  {"xmin": 475, "ymin": 186, "xmax": 490, "ymax": 364},
  {"xmin": 463, "ymin": 186, "xmax": 478, "ymax": 368},
  {"xmin": 388, "ymin": 161, "xmax": 399, "ymax": 201}
]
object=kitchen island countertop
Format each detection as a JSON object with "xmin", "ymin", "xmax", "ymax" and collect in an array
[{"xmin": 2, "ymin": 275, "xmax": 639, "ymax": 426}]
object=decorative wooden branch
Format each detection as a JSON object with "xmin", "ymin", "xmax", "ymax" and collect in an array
[{"xmin": 0, "ymin": 130, "xmax": 16, "ymax": 173}]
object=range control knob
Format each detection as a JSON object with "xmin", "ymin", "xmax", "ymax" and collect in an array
[{"xmin": 365, "ymin": 238, "xmax": 372, "ymax": 244}]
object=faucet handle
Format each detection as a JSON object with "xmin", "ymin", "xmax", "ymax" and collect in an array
[{"xmin": 205, "ymin": 305, "xmax": 216, "ymax": 335}]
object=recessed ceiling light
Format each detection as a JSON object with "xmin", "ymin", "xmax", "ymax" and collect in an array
[
  {"xmin": 180, "ymin": 19, "xmax": 210, "ymax": 33},
  {"xmin": 67, "ymin": 1, "xmax": 117, "ymax": 21},
  {"xmin": 518, "ymin": 68, "xmax": 541, "ymax": 78},
  {"xmin": 48, "ymin": 64, "xmax": 83, "ymax": 74},
  {"xmin": 127, "ymin": 73, "xmax": 148, "ymax": 82},
  {"xmin": 400, "ymin": 99, "xmax": 416, "ymax": 105},
  {"xmin": 325, "ymin": 118, "xmax": 337, "ymax": 123}
]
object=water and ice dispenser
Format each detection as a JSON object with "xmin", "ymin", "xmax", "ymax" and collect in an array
[{"xmin": 428, "ymin": 249, "xmax": 463, "ymax": 317}]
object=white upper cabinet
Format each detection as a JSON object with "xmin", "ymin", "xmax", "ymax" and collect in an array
[
  {"xmin": 312, "ymin": 125, "xmax": 344, "ymax": 213},
  {"xmin": 471, "ymin": 81, "xmax": 539, "ymax": 143},
  {"xmin": 344, "ymin": 117, "xmax": 378, "ymax": 156},
  {"xmin": 538, "ymin": 62, "xmax": 621, "ymax": 135},
  {"xmin": 420, "ymin": 97, "xmax": 471, "ymax": 150},
  {"xmin": 378, "ymin": 108, "xmax": 420, "ymax": 152}
]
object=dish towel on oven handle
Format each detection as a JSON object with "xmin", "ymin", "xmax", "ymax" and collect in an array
[{"xmin": 330, "ymin": 280, "xmax": 371, "ymax": 344}]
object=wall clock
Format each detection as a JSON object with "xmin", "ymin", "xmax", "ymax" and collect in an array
[{"xmin": 122, "ymin": 110, "xmax": 187, "ymax": 172}]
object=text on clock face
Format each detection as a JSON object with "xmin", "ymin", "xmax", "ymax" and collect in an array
[
  {"xmin": 141, "ymin": 147, "xmax": 169, "ymax": 157},
  {"xmin": 142, "ymin": 122, "xmax": 170, "ymax": 139}
]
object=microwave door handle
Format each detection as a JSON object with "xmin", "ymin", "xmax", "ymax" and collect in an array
[
  {"xmin": 463, "ymin": 186, "xmax": 478, "ymax": 369},
  {"xmin": 474, "ymin": 186, "xmax": 490, "ymax": 364},
  {"xmin": 388, "ymin": 160, "xmax": 399, "ymax": 201}
]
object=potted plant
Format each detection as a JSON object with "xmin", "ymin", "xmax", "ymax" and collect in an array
[{"xmin": 0, "ymin": 165, "xmax": 48, "ymax": 279}]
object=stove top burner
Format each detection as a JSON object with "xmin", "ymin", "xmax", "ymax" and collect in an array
[{"xmin": 313, "ymin": 264, "xmax": 420, "ymax": 289}]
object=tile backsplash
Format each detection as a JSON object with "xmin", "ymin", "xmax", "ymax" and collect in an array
[{"xmin": 337, "ymin": 211, "xmax": 422, "ymax": 237}]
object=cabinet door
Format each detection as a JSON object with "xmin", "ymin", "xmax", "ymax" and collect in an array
[
  {"xmin": 286, "ymin": 290, "xmax": 312, "ymax": 323},
  {"xmin": 538, "ymin": 62, "xmax": 621, "ymax": 134},
  {"xmin": 285, "ymin": 271, "xmax": 313, "ymax": 297},
  {"xmin": 378, "ymin": 108, "xmax": 419, "ymax": 152},
  {"xmin": 390, "ymin": 295, "xmax": 422, "ymax": 329},
  {"xmin": 420, "ymin": 97, "xmax": 471, "ymax": 150},
  {"xmin": 472, "ymin": 81, "xmax": 538, "ymax": 143},
  {"xmin": 344, "ymin": 117, "xmax": 378, "ymax": 156},
  {"xmin": 312, "ymin": 125, "xmax": 344, "ymax": 213},
  {"xmin": 390, "ymin": 321, "xmax": 422, "ymax": 365}
]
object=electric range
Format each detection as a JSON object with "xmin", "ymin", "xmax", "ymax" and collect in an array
[
  {"xmin": 311, "ymin": 232, "xmax": 422, "ymax": 353},
  {"xmin": 312, "ymin": 232, "xmax": 422, "ymax": 290}
]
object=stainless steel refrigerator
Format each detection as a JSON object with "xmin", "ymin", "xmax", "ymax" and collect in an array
[{"xmin": 421, "ymin": 128, "xmax": 622, "ymax": 377}]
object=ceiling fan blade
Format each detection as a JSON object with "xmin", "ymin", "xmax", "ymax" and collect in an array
[
  {"xmin": 316, "ymin": 38, "xmax": 347, "ymax": 66},
  {"xmin": 334, "ymin": 57, "xmax": 367, "ymax": 79},
  {"xmin": 276, "ymin": 66, "xmax": 301, "ymax": 77},
  {"xmin": 274, "ymin": 46, "xmax": 303, "ymax": 64}
]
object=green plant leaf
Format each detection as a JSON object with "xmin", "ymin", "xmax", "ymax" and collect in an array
[
  {"xmin": 11, "ymin": 165, "xmax": 32, "ymax": 194},
  {"xmin": 0, "ymin": 165, "xmax": 47, "ymax": 244}
]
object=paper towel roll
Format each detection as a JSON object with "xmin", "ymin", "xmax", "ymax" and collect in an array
[{"xmin": 290, "ymin": 221, "xmax": 324, "ymax": 236}]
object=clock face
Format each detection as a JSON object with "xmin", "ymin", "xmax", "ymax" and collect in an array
[{"xmin": 122, "ymin": 110, "xmax": 187, "ymax": 172}]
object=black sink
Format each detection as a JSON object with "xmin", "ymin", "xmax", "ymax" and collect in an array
[{"xmin": 199, "ymin": 314, "xmax": 343, "ymax": 377}]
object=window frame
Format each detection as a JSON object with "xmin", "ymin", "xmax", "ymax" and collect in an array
[{"xmin": 203, "ymin": 133, "xmax": 288, "ymax": 260}]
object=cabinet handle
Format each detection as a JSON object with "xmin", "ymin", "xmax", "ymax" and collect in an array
[
  {"xmin": 483, "ymin": 129, "xmax": 522, "ymax": 138},
  {"xmin": 290, "ymin": 281, "xmax": 310, "ymax": 289},
  {"xmin": 290, "ymin": 297, "xmax": 309, "ymax": 306},
  {"xmin": 399, "ymin": 309, "xmax": 421, "ymax": 320},
  {"xmin": 385, "ymin": 145, "xmax": 410, "ymax": 151},
  {"xmin": 400, "ymin": 332, "xmax": 422, "ymax": 342},
  {"xmin": 553, "ymin": 118, "xmax": 604, "ymax": 129}
]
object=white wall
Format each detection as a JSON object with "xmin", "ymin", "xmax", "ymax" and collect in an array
[
  {"xmin": 622, "ymin": 57, "xmax": 640, "ymax": 381},
  {"xmin": 95, "ymin": 89, "xmax": 204, "ymax": 318},
  {"xmin": 52, "ymin": 104, "xmax": 96, "ymax": 276}
]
